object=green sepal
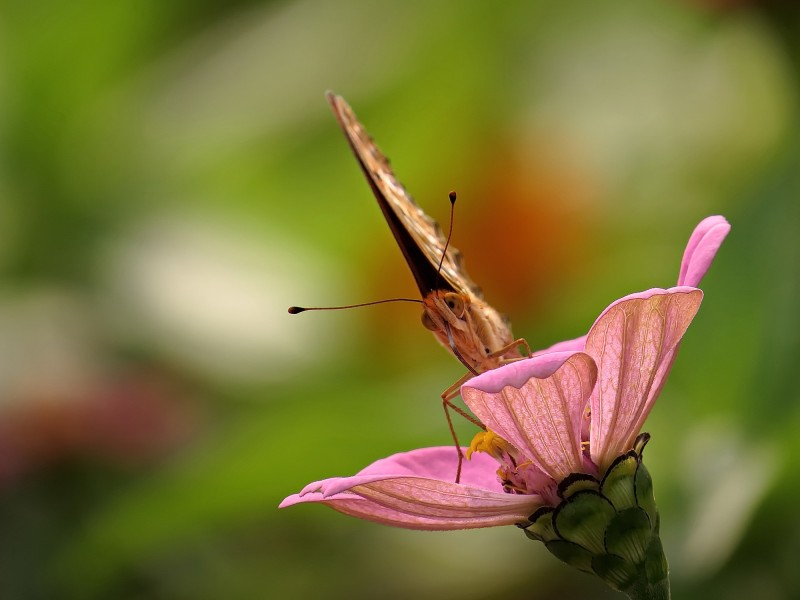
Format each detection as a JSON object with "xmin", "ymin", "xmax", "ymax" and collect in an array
[
  {"xmin": 525, "ymin": 506, "xmax": 558, "ymax": 542},
  {"xmin": 625, "ymin": 577, "xmax": 671, "ymax": 600},
  {"xmin": 519, "ymin": 439, "xmax": 670, "ymax": 599},
  {"xmin": 600, "ymin": 452, "xmax": 639, "ymax": 511},
  {"xmin": 633, "ymin": 432, "xmax": 651, "ymax": 456},
  {"xmin": 643, "ymin": 532, "xmax": 669, "ymax": 585},
  {"xmin": 634, "ymin": 462, "xmax": 658, "ymax": 528},
  {"xmin": 605, "ymin": 508, "xmax": 652, "ymax": 564},
  {"xmin": 553, "ymin": 491, "xmax": 615, "ymax": 555},
  {"xmin": 545, "ymin": 540, "xmax": 595, "ymax": 573},
  {"xmin": 558, "ymin": 473, "xmax": 600, "ymax": 499},
  {"xmin": 591, "ymin": 554, "xmax": 639, "ymax": 591}
]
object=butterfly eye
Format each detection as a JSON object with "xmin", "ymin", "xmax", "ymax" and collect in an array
[
  {"xmin": 421, "ymin": 310, "xmax": 438, "ymax": 331},
  {"xmin": 444, "ymin": 293, "xmax": 465, "ymax": 317}
]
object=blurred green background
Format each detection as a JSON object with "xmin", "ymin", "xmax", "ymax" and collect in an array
[{"xmin": 0, "ymin": 0, "xmax": 798, "ymax": 598}]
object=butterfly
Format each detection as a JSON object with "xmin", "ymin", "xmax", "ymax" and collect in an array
[
  {"xmin": 295, "ymin": 92, "xmax": 530, "ymax": 480},
  {"xmin": 326, "ymin": 92, "xmax": 529, "ymax": 380}
]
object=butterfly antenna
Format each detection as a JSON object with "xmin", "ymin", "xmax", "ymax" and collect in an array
[
  {"xmin": 434, "ymin": 191, "xmax": 458, "ymax": 285},
  {"xmin": 288, "ymin": 298, "xmax": 422, "ymax": 314}
]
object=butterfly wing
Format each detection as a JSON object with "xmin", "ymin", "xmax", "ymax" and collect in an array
[
  {"xmin": 326, "ymin": 92, "xmax": 522, "ymax": 372},
  {"xmin": 326, "ymin": 92, "xmax": 483, "ymax": 300}
]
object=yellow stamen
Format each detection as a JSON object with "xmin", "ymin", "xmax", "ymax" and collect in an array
[{"xmin": 467, "ymin": 430, "xmax": 515, "ymax": 461}]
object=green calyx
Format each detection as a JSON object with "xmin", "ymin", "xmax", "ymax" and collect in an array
[{"xmin": 521, "ymin": 433, "xmax": 670, "ymax": 600}]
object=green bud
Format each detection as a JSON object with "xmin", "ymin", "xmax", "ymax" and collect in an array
[
  {"xmin": 545, "ymin": 540, "xmax": 595, "ymax": 573},
  {"xmin": 553, "ymin": 491, "xmax": 615, "ymax": 555},
  {"xmin": 644, "ymin": 532, "xmax": 669, "ymax": 585},
  {"xmin": 592, "ymin": 553, "xmax": 639, "ymax": 590},
  {"xmin": 605, "ymin": 508, "xmax": 652, "ymax": 564},
  {"xmin": 558, "ymin": 473, "xmax": 601, "ymax": 499},
  {"xmin": 520, "ymin": 434, "xmax": 670, "ymax": 600},
  {"xmin": 601, "ymin": 453, "xmax": 639, "ymax": 511},
  {"xmin": 526, "ymin": 507, "xmax": 558, "ymax": 542},
  {"xmin": 634, "ymin": 461, "xmax": 658, "ymax": 530}
]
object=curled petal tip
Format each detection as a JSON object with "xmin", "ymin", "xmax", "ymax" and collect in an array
[
  {"xmin": 678, "ymin": 216, "xmax": 730, "ymax": 287},
  {"xmin": 462, "ymin": 351, "xmax": 591, "ymax": 395}
]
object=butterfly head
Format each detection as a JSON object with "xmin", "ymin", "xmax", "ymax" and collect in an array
[
  {"xmin": 421, "ymin": 291, "xmax": 486, "ymax": 372},
  {"xmin": 421, "ymin": 291, "xmax": 469, "ymax": 333},
  {"xmin": 421, "ymin": 290, "xmax": 519, "ymax": 374}
]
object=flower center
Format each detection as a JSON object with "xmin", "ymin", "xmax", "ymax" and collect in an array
[{"xmin": 467, "ymin": 430, "xmax": 558, "ymax": 500}]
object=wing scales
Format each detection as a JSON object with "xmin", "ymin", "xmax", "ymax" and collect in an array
[{"xmin": 327, "ymin": 92, "xmax": 484, "ymax": 299}]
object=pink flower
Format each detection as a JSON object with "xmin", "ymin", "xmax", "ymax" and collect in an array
[
  {"xmin": 467, "ymin": 288, "xmax": 701, "ymax": 480},
  {"xmin": 280, "ymin": 352, "xmax": 595, "ymax": 528},
  {"xmin": 280, "ymin": 217, "xmax": 728, "ymax": 529}
]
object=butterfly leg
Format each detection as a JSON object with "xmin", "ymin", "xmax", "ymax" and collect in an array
[
  {"xmin": 441, "ymin": 374, "xmax": 485, "ymax": 483},
  {"xmin": 488, "ymin": 337, "xmax": 532, "ymax": 360}
]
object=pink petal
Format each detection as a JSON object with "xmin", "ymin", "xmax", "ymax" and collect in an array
[
  {"xmin": 309, "ymin": 446, "xmax": 503, "ymax": 497},
  {"xmin": 461, "ymin": 352, "xmax": 597, "ymax": 482},
  {"xmin": 281, "ymin": 489, "xmax": 538, "ymax": 530},
  {"xmin": 280, "ymin": 447, "xmax": 541, "ymax": 530},
  {"xmin": 678, "ymin": 216, "xmax": 730, "ymax": 287},
  {"xmin": 587, "ymin": 287, "xmax": 702, "ymax": 468},
  {"xmin": 533, "ymin": 335, "xmax": 587, "ymax": 356}
]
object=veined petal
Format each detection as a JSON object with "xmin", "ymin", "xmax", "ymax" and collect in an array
[
  {"xmin": 461, "ymin": 352, "xmax": 597, "ymax": 482},
  {"xmin": 280, "ymin": 447, "xmax": 541, "ymax": 530},
  {"xmin": 587, "ymin": 287, "xmax": 702, "ymax": 468},
  {"xmin": 284, "ymin": 446, "xmax": 495, "ymax": 500},
  {"xmin": 350, "ymin": 476, "xmax": 542, "ymax": 524},
  {"xmin": 281, "ymin": 487, "xmax": 540, "ymax": 530},
  {"xmin": 678, "ymin": 216, "xmax": 730, "ymax": 287},
  {"xmin": 308, "ymin": 446, "xmax": 502, "ymax": 497}
]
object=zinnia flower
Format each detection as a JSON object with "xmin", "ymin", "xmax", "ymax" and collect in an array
[
  {"xmin": 280, "ymin": 287, "xmax": 697, "ymax": 515},
  {"xmin": 281, "ymin": 216, "xmax": 729, "ymax": 598}
]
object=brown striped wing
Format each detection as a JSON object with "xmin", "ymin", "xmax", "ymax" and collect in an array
[{"xmin": 326, "ymin": 92, "xmax": 484, "ymax": 300}]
